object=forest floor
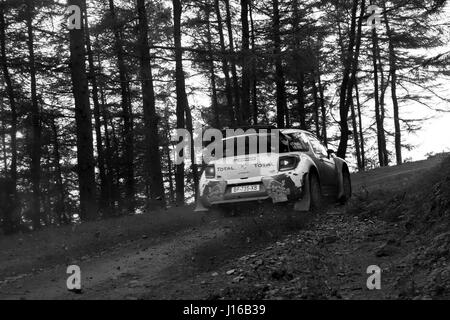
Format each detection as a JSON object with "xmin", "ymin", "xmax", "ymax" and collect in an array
[{"xmin": 0, "ymin": 154, "xmax": 449, "ymax": 300}]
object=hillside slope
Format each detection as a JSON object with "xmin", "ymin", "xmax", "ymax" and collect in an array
[
  {"xmin": 208, "ymin": 154, "xmax": 450, "ymax": 300},
  {"xmin": 0, "ymin": 154, "xmax": 448, "ymax": 300}
]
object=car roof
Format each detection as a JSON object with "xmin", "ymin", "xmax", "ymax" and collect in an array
[
  {"xmin": 221, "ymin": 132, "xmax": 276, "ymax": 141},
  {"xmin": 281, "ymin": 128, "xmax": 310, "ymax": 135},
  {"xmin": 218, "ymin": 128, "xmax": 314, "ymax": 140}
]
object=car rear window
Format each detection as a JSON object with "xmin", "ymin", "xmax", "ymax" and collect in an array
[{"xmin": 220, "ymin": 133, "xmax": 289, "ymax": 157}]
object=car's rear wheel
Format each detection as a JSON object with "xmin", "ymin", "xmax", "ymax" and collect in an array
[
  {"xmin": 340, "ymin": 170, "xmax": 352, "ymax": 204},
  {"xmin": 309, "ymin": 172, "xmax": 323, "ymax": 211}
]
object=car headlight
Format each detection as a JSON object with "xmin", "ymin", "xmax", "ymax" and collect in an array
[
  {"xmin": 278, "ymin": 156, "xmax": 300, "ymax": 172},
  {"xmin": 205, "ymin": 165, "xmax": 215, "ymax": 179}
]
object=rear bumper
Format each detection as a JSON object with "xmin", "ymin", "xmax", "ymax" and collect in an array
[{"xmin": 199, "ymin": 174, "xmax": 302, "ymax": 208}]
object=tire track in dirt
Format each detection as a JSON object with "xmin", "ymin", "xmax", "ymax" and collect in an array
[
  {"xmin": 0, "ymin": 209, "xmax": 309, "ymax": 299},
  {"xmin": 0, "ymin": 224, "xmax": 228, "ymax": 300}
]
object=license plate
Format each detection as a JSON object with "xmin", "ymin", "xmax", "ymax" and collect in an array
[{"xmin": 231, "ymin": 185, "xmax": 260, "ymax": 193}]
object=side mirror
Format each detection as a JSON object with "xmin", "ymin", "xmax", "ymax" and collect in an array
[{"xmin": 327, "ymin": 149, "xmax": 335, "ymax": 158}]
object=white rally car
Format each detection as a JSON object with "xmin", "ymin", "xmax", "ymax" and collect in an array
[{"xmin": 195, "ymin": 127, "xmax": 352, "ymax": 212}]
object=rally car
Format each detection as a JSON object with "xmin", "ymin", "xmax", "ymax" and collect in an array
[{"xmin": 195, "ymin": 127, "xmax": 352, "ymax": 212}]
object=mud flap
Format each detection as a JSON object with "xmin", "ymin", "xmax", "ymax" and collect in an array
[
  {"xmin": 294, "ymin": 173, "xmax": 310, "ymax": 212},
  {"xmin": 194, "ymin": 195, "xmax": 209, "ymax": 212},
  {"xmin": 194, "ymin": 192, "xmax": 209, "ymax": 212}
]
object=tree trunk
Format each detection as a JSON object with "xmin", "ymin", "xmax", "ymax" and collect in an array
[
  {"xmin": 346, "ymin": 0, "xmax": 365, "ymax": 99},
  {"xmin": 51, "ymin": 117, "xmax": 68, "ymax": 224},
  {"xmin": 297, "ymin": 73, "xmax": 306, "ymax": 129},
  {"xmin": 354, "ymin": 80, "xmax": 365, "ymax": 169},
  {"xmin": 185, "ymin": 105, "xmax": 199, "ymax": 200},
  {"xmin": 163, "ymin": 108, "xmax": 175, "ymax": 204},
  {"xmin": 97, "ymin": 52, "xmax": 115, "ymax": 212},
  {"xmin": 214, "ymin": 0, "xmax": 235, "ymax": 126},
  {"xmin": 317, "ymin": 71, "xmax": 328, "ymax": 147},
  {"xmin": 137, "ymin": 0, "xmax": 165, "ymax": 209},
  {"xmin": 350, "ymin": 97, "xmax": 362, "ymax": 169},
  {"xmin": 375, "ymin": 27, "xmax": 389, "ymax": 167},
  {"xmin": 272, "ymin": 0, "xmax": 286, "ymax": 129},
  {"xmin": 1, "ymin": 113, "xmax": 7, "ymax": 173},
  {"xmin": 224, "ymin": 0, "xmax": 242, "ymax": 124},
  {"xmin": 249, "ymin": 0, "xmax": 258, "ymax": 125},
  {"xmin": 382, "ymin": 3, "xmax": 402, "ymax": 165},
  {"xmin": 346, "ymin": 0, "xmax": 365, "ymax": 169},
  {"xmin": 371, "ymin": 24, "xmax": 386, "ymax": 167},
  {"xmin": 336, "ymin": 0, "xmax": 358, "ymax": 158},
  {"xmin": 205, "ymin": 8, "xmax": 220, "ymax": 128},
  {"xmin": 83, "ymin": 4, "xmax": 109, "ymax": 213},
  {"xmin": 240, "ymin": 0, "xmax": 251, "ymax": 124},
  {"xmin": 173, "ymin": 0, "xmax": 188, "ymax": 205},
  {"xmin": 108, "ymin": 0, "xmax": 135, "ymax": 213},
  {"xmin": 166, "ymin": 144, "xmax": 175, "ymax": 204},
  {"xmin": 0, "ymin": 1, "xmax": 17, "ymax": 192},
  {"xmin": 311, "ymin": 72, "xmax": 320, "ymax": 139},
  {"xmin": 26, "ymin": 0, "xmax": 42, "ymax": 229},
  {"xmin": 292, "ymin": 0, "xmax": 306, "ymax": 129},
  {"xmin": 0, "ymin": 176, "xmax": 16, "ymax": 234},
  {"xmin": 68, "ymin": 0, "xmax": 98, "ymax": 221},
  {"xmin": 376, "ymin": 40, "xmax": 389, "ymax": 166},
  {"xmin": 109, "ymin": 113, "xmax": 122, "ymax": 210}
]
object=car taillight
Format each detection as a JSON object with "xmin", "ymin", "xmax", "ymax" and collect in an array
[
  {"xmin": 205, "ymin": 165, "xmax": 215, "ymax": 179},
  {"xmin": 278, "ymin": 156, "xmax": 300, "ymax": 172}
]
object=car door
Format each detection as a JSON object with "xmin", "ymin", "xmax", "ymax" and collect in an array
[{"xmin": 304, "ymin": 133, "xmax": 337, "ymax": 191}]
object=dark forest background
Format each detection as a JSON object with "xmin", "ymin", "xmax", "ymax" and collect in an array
[{"xmin": 0, "ymin": 0, "xmax": 449, "ymax": 234}]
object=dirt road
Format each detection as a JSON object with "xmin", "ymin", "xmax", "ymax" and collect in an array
[{"xmin": 0, "ymin": 156, "xmax": 446, "ymax": 300}]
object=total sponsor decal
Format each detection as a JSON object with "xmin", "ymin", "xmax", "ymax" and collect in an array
[
  {"xmin": 216, "ymin": 163, "xmax": 274, "ymax": 172},
  {"xmin": 216, "ymin": 166, "xmax": 235, "ymax": 172},
  {"xmin": 254, "ymin": 163, "xmax": 274, "ymax": 168}
]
